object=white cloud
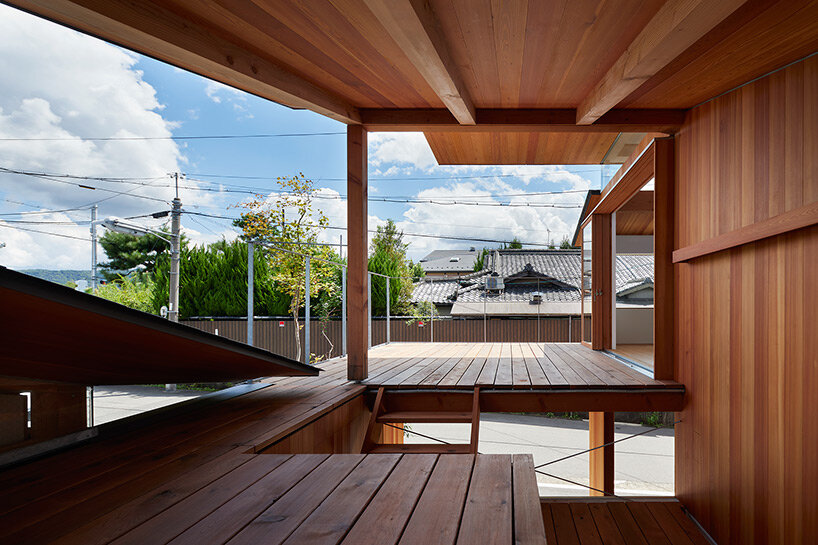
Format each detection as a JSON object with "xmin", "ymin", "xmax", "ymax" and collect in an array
[
  {"xmin": 0, "ymin": 6, "xmax": 215, "ymax": 269},
  {"xmin": 369, "ymin": 133, "xmax": 437, "ymax": 171}
]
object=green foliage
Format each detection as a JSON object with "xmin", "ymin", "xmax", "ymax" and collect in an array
[
  {"xmin": 559, "ymin": 236, "xmax": 573, "ymax": 249},
  {"xmin": 408, "ymin": 260, "xmax": 425, "ymax": 281},
  {"xmin": 507, "ymin": 237, "xmax": 523, "ymax": 249},
  {"xmin": 98, "ymin": 228, "xmax": 185, "ymax": 280},
  {"xmin": 474, "ymin": 248, "xmax": 490, "ymax": 271},
  {"xmin": 368, "ymin": 220, "xmax": 415, "ymax": 316},
  {"xmin": 152, "ymin": 240, "xmax": 291, "ymax": 318},
  {"xmin": 22, "ymin": 269, "xmax": 91, "ymax": 285},
  {"xmin": 95, "ymin": 275, "xmax": 155, "ymax": 313}
]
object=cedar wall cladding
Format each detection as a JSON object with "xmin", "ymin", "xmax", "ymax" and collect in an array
[{"xmin": 674, "ymin": 55, "xmax": 817, "ymax": 544}]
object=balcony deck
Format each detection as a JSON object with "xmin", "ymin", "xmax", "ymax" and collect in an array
[{"xmin": 304, "ymin": 343, "xmax": 685, "ymax": 412}]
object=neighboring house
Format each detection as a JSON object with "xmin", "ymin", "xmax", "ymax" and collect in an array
[
  {"xmin": 412, "ymin": 249, "xmax": 653, "ymax": 317},
  {"xmin": 417, "ymin": 248, "xmax": 479, "ymax": 278}
]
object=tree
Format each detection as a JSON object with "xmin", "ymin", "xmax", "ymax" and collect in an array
[
  {"xmin": 368, "ymin": 220, "xmax": 415, "ymax": 316},
  {"xmin": 507, "ymin": 237, "xmax": 523, "ymax": 249},
  {"xmin": 98, "ymin": 228, "xmax": 184, "ymax": 281},
  {"xmin": 474, "ymin": 248, "xmax": 490, "ymax": 271},
  {"xmin": 559, "ymin": 236, "xmax": 574, "ymax": 249},
  {"xmin": 96, "ymin": 275, "xmax": 155, "ymax": 313},
  {"xmin": 234, "ymin": 174, "xmax": 341, "ymax": 362}
]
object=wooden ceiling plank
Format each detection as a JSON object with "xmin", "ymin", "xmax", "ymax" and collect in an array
[
  {"xmin": 576, "ymin": 0, "xmax": 748, "ymax": 125},
  {"xmin": 361, "ymin": 108, "xmax": 684, "ymax": 132},
  {"xmin": 9, "ymin": 0, "xmax": 361, "ymax": 123},
  {"xmin": 364, "ymin": 0, "xmax": 476, "ymax": 124}
]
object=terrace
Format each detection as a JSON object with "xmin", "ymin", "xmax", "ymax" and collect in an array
[{"xmin": 1, "ymin": 0, "xmax": 816, "ymax": 543}]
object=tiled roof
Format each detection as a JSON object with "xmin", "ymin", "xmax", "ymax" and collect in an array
[
  {"xmin": 413, "ymin": 249, "xmax": 654, "ymax": 306},
  {"xmin": 418, "ymin": 249, "xmax": 479, "ymax": 272},
  {"xmin": 411, "ymin": 280, "xmax": 459, "ymax": 304}
]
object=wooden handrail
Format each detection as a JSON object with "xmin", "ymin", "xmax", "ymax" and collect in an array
[{"xmin": 673, "ymin": 201, "xmax": 818, "ymax": 263}]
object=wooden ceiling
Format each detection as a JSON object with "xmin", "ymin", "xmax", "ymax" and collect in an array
[
  {"xmin": 617, "ymin": 191, "xmax": 655, "ymax": 235},
  {"xmin": 9, "ymin": 0, "xmax": 818, "ymax": 164}
]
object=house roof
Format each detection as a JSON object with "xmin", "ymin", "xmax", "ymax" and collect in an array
[
  {"xmin": 418, "ymin": 249, "xmax": 479, "ymax": 273},
  {"xmin": 416, "ymin": 249, "xmax": 654, "ymax": 315},
  {"xmin": 0, "ymin": 267, "xmax": 318, "ymax": 385}
]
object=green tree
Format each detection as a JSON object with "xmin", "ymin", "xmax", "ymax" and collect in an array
[
  {"xmin": 234, "ymin": 174, "xmax": 341, "ymax": 362},
  {"xmin": 96, "ymin": 275, "xmax": 155, "ymax": 313},
  {"xmin": 507, "ymin": 237, "xmax": 523, "ymax": 249},
  {"xmin": 98, "ymin": 228, "xmax": 184, "ymax": 280},
  {"xmin": 559, "ymin": 236, "xmax": 573, "ymax": 249},
  {"xmin": 474, "ymin": 248, "xmax": 490, "ymax": 271},
  {"xmin": 152, "ymin": 239, "xmax": 291, "ymax": 318},
  {"xmin": 368, "ymin": 220, "xmax": 415, "ymax": 316}
]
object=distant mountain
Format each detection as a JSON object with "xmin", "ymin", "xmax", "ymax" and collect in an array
[{"xmin": 20, "ymin": 269, "xmax": 93, "ymax": 286}]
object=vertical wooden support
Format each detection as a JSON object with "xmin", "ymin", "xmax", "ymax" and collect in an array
[
  {"xmin": 592, "ymin": 214, "xmax": 613, "ymax": 350},
  {"xmin": 589, "ymin": 411, "xmax": 615, "ymax": 496},
  {"xmin": 653, "ymin": 137, "xmax": 675, "ymax": 380},
  {"xmin": 347, "ymin": 125, "xmax": 368, "ymax": 380}
]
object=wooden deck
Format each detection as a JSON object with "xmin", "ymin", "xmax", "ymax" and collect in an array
[
  {"xmin": 541, "ymin": 498, "xmax": 711, "ymax": 545},
  {"xmin": 308, "ymin": 343, "xmax": 685, "ymax": 412}
]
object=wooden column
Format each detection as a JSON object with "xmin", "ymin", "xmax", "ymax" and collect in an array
[
  {"xmin": 592, "ymin": 214, "xmax": 613, "ymax": 350},
  {"xmin": 347, "ymin": 125, "xmax": 368, "ymax": 380},
  {"xmin": 653, "ymin": 137, "xmax": 675, "ymax": 380},
  {"xmin": 589, "ymin": 411, "xmax": 615, "ymax": 496}
]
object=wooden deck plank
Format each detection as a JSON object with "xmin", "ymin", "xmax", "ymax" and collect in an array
[
  {"xmin": 625, "ymin": 502, "xmax": 674, "ymax": 545},
  {"xmin": 456, "ymin": 454, "xmax": 513, "ymax": 544},
  {"xmin": 383, "ymin": 344, "xmax": 462, "ymax": 387},
  {"xmin": 494, "ymin": 343, "xmax": 515, "ymax": 387},
  {"xmin": 110, "ymin": 454, "xmax": 298, "ymax": 545},
  {"xmin": 519, "ymin": 343, "xmax": 550, "ymax": 387},
  {"xmin": 541, "ymin": 504, "xmax": 560, "ymax": 545},
  {"xmin": 550, "ymin": 503, "xmax": 582, "ymax": 545},
  {"xmin": 661, "ymin": 502, "xmax": 712, "ymax": 545},
  {"xmin": 226, "ymin": 454, "xmax": 364, "ymax": 545},
  {"xmin": 53, "ymin": 446, "xmax": 255, "ymax": 545},
  {"xmin": 281, "ymin": 454, "xmax": 401, "ymax": 545},
  {"xmin": 438, "ymin": 344, "xmax": 484, "ymax": 387},
  {"xmin": 167, "ymin": 454, "xmax": 327, "ymax": 545},
  {"xmin": 643, "ymin": 502, "xmax": 696, "ymax": 545},
  {"xmin": 529, "ymin": 343, "xmax": 570, "ymax": 386},
  {"xmin": 398, "ymin": 454, "xmax": 474, "ymax": 545},
  {"xmin": 569, "ymin": 503, "xmax": 605, "ymax": 545},
  {"xmin": 476, "ymin": 344, "xmax": 502, "ymax": 386},
  {"xmin": 511, "ymin": 455, "xmax": 547, "ymax": 545},
  {"xmin": 340, "ymin": 454, "xmax": 437, "ymax": 545},
  {"xmin": 455, "ymin": 344, "xmax": 492, "ymax": 387},
  {"xmin": 606, "ymin": 502, "xmax": 650, "ymax": 545},
  {"xmin": 511, "ymin": 343, "xmax": 533, "ymax": 388},
  {"xmin": 419, "ymin": 344, "xmax": 472, "ymax": 388},
  {"xmin": 587, "ymin": 503, "xmax": 628, "ymax": 545},
  {"xmin": 552, "ymin": 344, "xmax": 625, "ymax": 387},
  {"xmin": 540, "ymin": 344, "xmax": 593, "ymax": 386}
]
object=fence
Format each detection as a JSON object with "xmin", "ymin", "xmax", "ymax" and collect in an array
[{"xmin": 182, "ymin": 316, "xmax": 584, "ymax": 362}]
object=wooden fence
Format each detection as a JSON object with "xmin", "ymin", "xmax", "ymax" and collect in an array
[{"xmin": 182, "ymin": 316, "xmax": 584, "ymax": 362}]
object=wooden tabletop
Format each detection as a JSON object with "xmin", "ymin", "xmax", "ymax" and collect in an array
[{"xmin": 123, "ymin": 453, "xmax": 546, "ymax": 545}]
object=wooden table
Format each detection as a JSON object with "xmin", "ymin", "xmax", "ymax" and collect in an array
[{"xmin": 123, "ymin": 453, "xmax": 546, "ymax": 545}]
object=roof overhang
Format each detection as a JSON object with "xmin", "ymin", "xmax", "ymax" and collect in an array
[{"xmin": 0, "ymin": 267, "xmax": 318, "ymax": 385}]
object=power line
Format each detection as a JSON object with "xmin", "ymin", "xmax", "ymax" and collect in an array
[
  {"xmin": 0, "ymin": 131, "xmax": 347, "ymax": 142},
  {"xmin": 0, "ymin": 222, "xmax": 90, "ymax": 241},
  {"xmin": 187, "ymin": 211, "xmax": 560, "ymax": 248}
]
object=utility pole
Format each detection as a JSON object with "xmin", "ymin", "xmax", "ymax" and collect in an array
[
  {"xmin": 90, "ymin": 205, "xmax": 98, "ymax": 291},
  {"xmin": 167, "ymin": 173, "xmax": 182, "ymax": 391}
]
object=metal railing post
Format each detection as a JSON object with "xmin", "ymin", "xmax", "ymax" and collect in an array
[
  {"xmin": 367, "ymin": 273, "xmax": 372, "ymax": 349},
  {"xmin": 305, "ymin": 256, "xmax": 310, "ymax": 364},
  {"xmin": 568, "ymin": 315, "xmax": 573, "ymax": 342},
  {"xmin": 483, "ymin": 282, "xmax": 487, "ymax": 342},
  {"xmin": 247, "ymin": 241, "xmax": 254, "ymax": 346},
  {"xmin": 342, "ymin": 267, "xmax": 347, "ymax": 356},
  {"xmin": 386, "ymin": 276, "xmax": 391, "ymax": 344}
]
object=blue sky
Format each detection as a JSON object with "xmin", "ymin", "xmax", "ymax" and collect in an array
[{"xmin": 0, "ymin": 5, "xmax": 619, "ymax": 269}]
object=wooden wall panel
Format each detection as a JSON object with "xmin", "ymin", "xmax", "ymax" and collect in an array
[{"xmin": 674, "ymin": 55, "xmax": 818, "ymax": 544}]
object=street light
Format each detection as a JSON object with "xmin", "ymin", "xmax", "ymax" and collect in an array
[{"xmin": 96, "ymin": 213, "xmax": 181, "ymax": 391}]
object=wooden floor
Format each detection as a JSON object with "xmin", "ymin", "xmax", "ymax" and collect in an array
[
  {"xmin": 610, "ymin": 344, "xmax": 655, "ymax": 370},
  {"xmin": 541, "ymin": 499, "xmax": 711, "ymax": 545},
  {"xmin": 343, "ymin": 342, "xmax": 676, "ymax": 390}
]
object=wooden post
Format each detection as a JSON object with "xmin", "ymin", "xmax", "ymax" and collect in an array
[
  {"xmin": 653, "ymin": 137, "xmax": 675, "ymax": 380},
  {"xmin": 592, "ymin": 214, "xmax": 613, "ymax": 350},
  {"xmin": 589, "ymin": 411, "xmax": 615, "ymax": 496},
  {"xmin": 347, "ymin": 125, "xmax": 368, "ymax": 380}
]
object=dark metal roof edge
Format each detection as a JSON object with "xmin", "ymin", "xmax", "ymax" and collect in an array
[
  {"xmin": 572, "ymin": 189, "xmax": 601, "ymax": 248},
  {"xmin": 0, "ymin": 267, "xmax": 318, "ymax": 376}
]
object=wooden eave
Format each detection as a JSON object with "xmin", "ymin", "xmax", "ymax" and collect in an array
[{"xmin": 0, "ymin": 267, "xmax": 318, "ymax": 385}]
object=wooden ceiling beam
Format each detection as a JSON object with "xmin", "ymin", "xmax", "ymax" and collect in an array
[
  {"xmin": 361, "ymin": 108, "xmax": 684, "ymax": 133},
  {"xmin": 576, "ymin": 0, "xmax": 748, "ymax": 125},
  {"xmin": 8, "ymin": 0, "xmax": 361, "ymax": 124},
  {"xmin": 363, "ymin": 0, "xmax": 476, "ymax": 125}
]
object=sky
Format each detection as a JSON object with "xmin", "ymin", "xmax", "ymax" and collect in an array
[{"xmin": 0, "ymin": 5, "xmax": 620, "ymax": 271}]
